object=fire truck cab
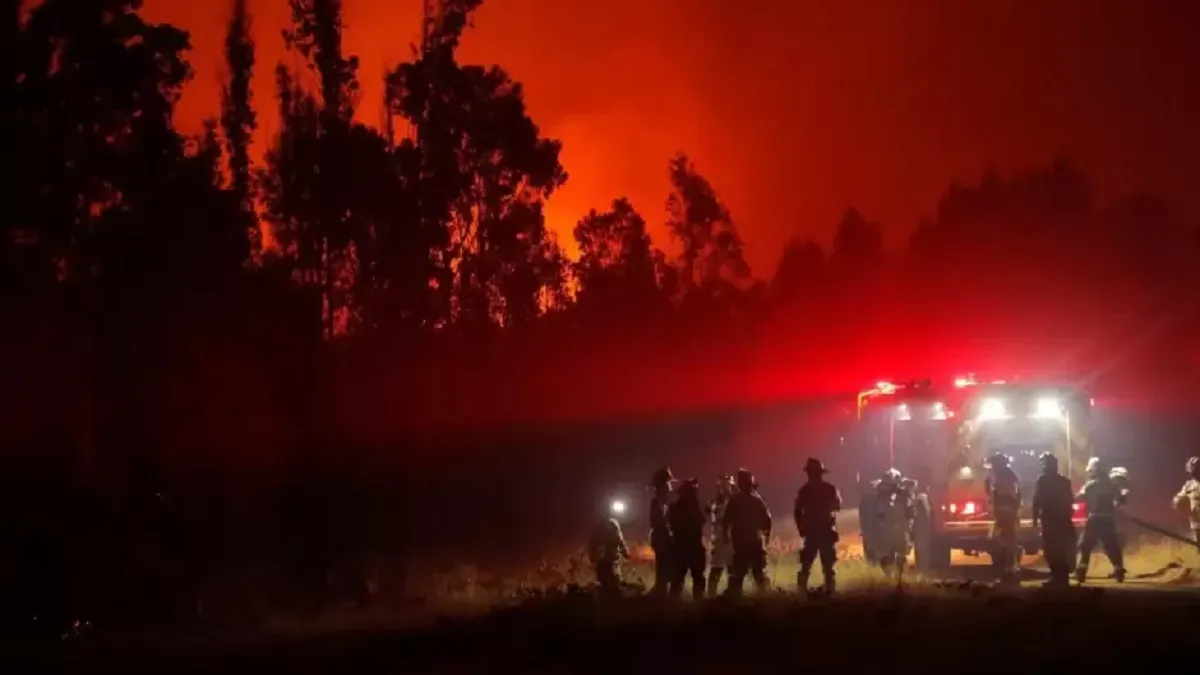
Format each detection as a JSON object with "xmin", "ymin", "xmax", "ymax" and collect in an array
[{"xmin": 852, "ymin": 375, "xmax": 1092, "ymax": 571}]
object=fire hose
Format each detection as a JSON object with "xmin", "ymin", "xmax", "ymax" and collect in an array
[{"xmin": 1115, "ymin": 510, "xmax": 1200, "ymax": 550}]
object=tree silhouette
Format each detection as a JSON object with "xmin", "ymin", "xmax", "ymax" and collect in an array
[
  {"xmin": 770, "ymin": 237, "xmax": 826, "ymax": 310},
  {"xmin": 262, "ymin": 0, "xmax": 367, "ymax": 340},
  {"xmin": 387, "ymin": 1, "xmax": 567, "ymax": 331},
  {"xmin": 220, "ymin": 0, "xmax": 258, "ymax": 250},
  {"xmin": 8, "ymin": 0, "xmax": 191, "ymax": 288},
  {"xmin": 572, "ymin": 198, "xmax": 664, "ymax": 321},
  {"xmin": 830, "ymin": 207, "xmax": 884, "ymax": 308},
  {"xmin": 665, "ymin": 154, "xmax": 754, "ymax": 305},
  {"xmin": 831, "ymin": 208, "xmax": 883, "ymax": 274}
]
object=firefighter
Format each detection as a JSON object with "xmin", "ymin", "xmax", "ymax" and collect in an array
[
  {"xmin": 794, "ymin": 458, "xmax": 842, "ymax": 594},
  {"xmin": 1172, "ymin": 457, "xmax": 1200, "ymax": 545},
  {"xmin": 985, "ymin": 453, "xmax": 1021, "ymax": 584},
  {"xmin": 668, "ymin": 478, "xmax": 707, "ymax": 600},
  {"xmin": 706, "ymin": 475, "xmax": 735, "ymax": 596},
  {"xmin": 722, "ymin": 468, "xmax": 772, "ymax": 596},
  {"xmin": 589, "ymin": 517, "xmax": 630, "ymax": 598},
  {"xmin": 1076, "ymin": 457, "xmax": 1127, "ymax": 583},
  {"xmin": 1031, "ymin": 452, "xmax": 1075, "ymax": 588},
  {"xmin": 648, "ymin": 467, "xmax": 677, "ymax": 596},
  {"xmin": 873, "ymin": 469, "xmax": 915, "ymax": 575}
]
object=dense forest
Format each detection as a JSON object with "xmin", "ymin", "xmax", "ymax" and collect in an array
[{"xmin": 3, "ymin": 0, "xmax": 1199, "ymax": 627}]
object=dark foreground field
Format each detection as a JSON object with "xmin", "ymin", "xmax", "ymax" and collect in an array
[{"xmin": 29, "ymin": 585, "xmax": 1200, "ymax": 674}]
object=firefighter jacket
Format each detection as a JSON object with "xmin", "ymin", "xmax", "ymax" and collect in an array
[
  {"xmin": 1032, "ymin": 473, "xmax": 1074, "ymax": 526},
  {"xmin": 1174, "ymin": 478, "xmax": 1200, "ymax": 530},
  {"xmin": 1078, "ymin": 477, "xmax": 1123, "ymax": 519},
  {"xmin": 590, "ymin": 520, "xmax": 629, "ymax": 565},
  {"xmin": 722, "ymin": 490, "xmax": 772, "ymax": 553},
  {"xmin": 986, "ymin": 466, "xmax": 1021, "ymax": 506},
  {"xmin": 708, "ymin": 497, "xmax": 733, "ymax": 568},
  {"xmin": 874, "ymin": 485, "xmax": 914, "ymax": 558},
  {"xmin": 794, "ymin": 479, "xmax": 842, "ymax": 544},
  {"xmin": 649, "ymin": 492, "xmax": 673, "ymax": 549},
  {"xmin": 668, "ymin": 490, "xmax": 706, "ymax": 547}
]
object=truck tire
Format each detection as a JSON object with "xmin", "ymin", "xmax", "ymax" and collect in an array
[{"xmin": 913, "ymin": 494, "xmax": 950, "ymax": 572}]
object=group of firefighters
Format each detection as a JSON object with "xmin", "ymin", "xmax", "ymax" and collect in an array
[{"xmin": 590, "ymin": 454, "xmax": 1200, "ymax": 596}]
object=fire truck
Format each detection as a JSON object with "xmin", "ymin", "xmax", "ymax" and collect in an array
[{"xmin": 852, "ymin": 375, "xmax": 1092, "ymax": 571}]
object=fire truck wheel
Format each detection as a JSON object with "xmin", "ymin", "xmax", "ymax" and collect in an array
[{"xmin": 913, "ymin": 495, "xmax": 950, "ymax": 572}]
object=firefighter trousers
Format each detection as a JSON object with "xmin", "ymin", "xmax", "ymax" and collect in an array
[
  {"xmin": 798, "ymin": 538, "xmax": 837, "ymax": 591},
  {"xmin": 991, "ymin": 502, "xmax": 1020, "ymax": 577},
  {"xmin": 725, "ymin": 548, "xmax": 768, "ymax": 596},
  {"xmin": 1078, "ymin": 517, "xmax": 1123, "ymax": 574},
  {"xmin": 1040, "ymin": 521, "xmax": 1076, "ymax": 583},
  {"xmin": 651, "ymin": 542, "xmax": 673, "ymax": 596},
  {"xmin": 595, "ymin": 561, "xmax": 621, "ymax": 598},
  {"xmin": 670, "ymin": 542, "xmax": 706, "ymax": 600}
]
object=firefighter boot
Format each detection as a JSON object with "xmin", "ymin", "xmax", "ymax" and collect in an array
[
  {"xmin": 1110, "ymin": 567, "xmax": 1126, "ymax": 583},
  {"xmin": 823, "ymin": 572, "xmax": 836, "ymax": 595},
  {"xmin": 797, "ymin": 570, "xmax": 810, "ymax": 593},
  {"xmin": 1074, "ymin": 565, "xmax": 1087, "ymax": 584}
]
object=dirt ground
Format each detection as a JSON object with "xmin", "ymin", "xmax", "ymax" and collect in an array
[
  {"xmin": 38, "ymin": 582, "xmax": 1200, "ymax": 674},
  {"xmin": 24, "ymin": 515, "xmax": 1199, "ymax": 674}
]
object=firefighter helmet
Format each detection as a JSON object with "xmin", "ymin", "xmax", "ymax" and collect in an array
[
  {"xmin": 736, "ymin": 468, "xmax": 758, "ymax": 491},
  {"xmin": 1039, "ymin": 452, "xmax": 1058, "ymax": 472}
]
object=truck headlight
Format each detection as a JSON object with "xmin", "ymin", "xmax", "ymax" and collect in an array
[
  {"xmin": 978, "ymin": 397, "xmax": 1008, "ymax": 420},
  {"xmin": 895, "ymin": 404, "xmax": 912, "ymax": 421},
  {"xmin": 610, "ymin": 499, "xmax": 627, "ymax": 516},
  {"xmin": 1032, "ymin": 397, "xmax": 1063, "ymax": 419}
]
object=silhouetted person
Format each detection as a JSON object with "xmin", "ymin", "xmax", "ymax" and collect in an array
[
  {"xmin": 871, "ymin": 468, "xmax": 915, "ymax": 575},
  {"xmin": 794, "ymin": 458, "xmax": 841, "ymax": 594},
  {"xmin": 985, "ymin": 453, "xmax": 1021, "ymax": 585},
  {"xmin": 722, "ymin": 468, "xmax": 772, "ymax": 596},
  {"xmin": 1032, "ymin": 453, "xmax": 1076, "ymax": 587},
  {"xmin": 668, "ymin": 478, "xmax": 707, "ymax": 600},
  {"xmin": 648, "ymin": 467, "xmax": 676, "ymax": 597},
  {"xmin": 589, "ymin": 518, "xmax": 630, "ymax": 599},
  {"xmin": 1173, "ymin": 457, "xmax": 1200, "ymax": 545},
  {"xmin": 706, "ymin": 475, "xmax": 735, "ymax": 596},
  {"xmin": 1076, "ymin": 457, "xmax": 1127, "ymax": 583}
]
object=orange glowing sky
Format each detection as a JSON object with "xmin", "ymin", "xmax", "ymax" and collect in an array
[{"xmin": 143, "ymin": 0, "xmax": 1200, "ymax": 273}]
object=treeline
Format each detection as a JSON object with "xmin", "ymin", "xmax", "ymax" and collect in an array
[
  {"xmin": 9, "ymin": 0, "xmax": 1200, "ymax": 451},
  {"xmin": 6, "ymin": 0, "xmax": 1200, "ymax": 458}
]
